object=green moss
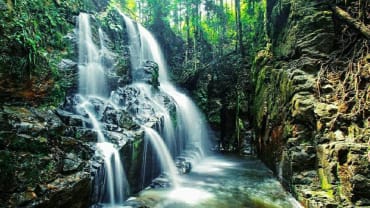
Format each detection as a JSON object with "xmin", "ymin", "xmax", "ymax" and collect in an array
[
  {"xmin": 318, "ymin": 168, "xmax": 334, "ymax": 199},
  {"xmin": 132, "ymin": 139, "xmax": 143, "ymax": 160},
  {"xmin": 250, "ymin": 196, "xmax": 282, "ymax": 208},
  {"xmin": 348, "ymin": 123, "xmax": 362, "ymax": 140},
  {"xmin": 169, "ymin": 107, "xmax": 178, "ymax": 128},
  {"xmin": 208, "ymin": 114, "xmax": 221, "ymax": 124},
  {"xmin": 279, "ymin": 70, "xmax": 293, "ymax": 103},
  {"xmin": 116, "ymin": 61, "xmax": 129, "ymax": 76},
  {"xmin": 253, "ymin": 85, "xmax": 268, "ymax": 128},
  {"xmin": 252, "ymin": 63, "xmax": 293, "ymax": 131},
  {"xmin": 0, "ymin": 0, "xmax": 79, "ymax": 78},
  {"xmin": 151, "ymin": 64, "xmax": 160, "ymax": 88},
  {"xmin": 9, "ymin": 135, "xmax": 49, "ymax": 153},
  {"xmin": 283, "ymin": 122, "xmax": 294, "ymax": 139}
]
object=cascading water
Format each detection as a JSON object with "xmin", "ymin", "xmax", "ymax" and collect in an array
[
  {"xmin": 78, "ymin": 13, "xmax": 107, "ymax": 97},
  {"xmin": 143, "ymin": 127, "xmax": 180, "ymax": 187},
  {"xmin": 77, "ymin": 9, "xmax": 211, "ymax": 206},
  {"xmin": 121, "ymin": 13, "xmax": 210, "ymax": 168},
  {"xmin": 77, "ymin": 13, "xmax": 128, "ymax": 206}
]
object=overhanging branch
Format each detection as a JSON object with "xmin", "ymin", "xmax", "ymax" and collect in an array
[{"xmin": 330, "ymin": 5, "xmax": 370, "ymax": 39}]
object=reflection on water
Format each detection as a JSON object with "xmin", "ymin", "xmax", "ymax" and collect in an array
[{"xmin": 134, "ymin": 154, "xmax": 303, "ymax": 208}]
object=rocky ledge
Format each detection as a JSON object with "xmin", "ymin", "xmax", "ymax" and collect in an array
[{"xmin": 0, "ymin": 106, "xmax": 92, "ymax": 207}]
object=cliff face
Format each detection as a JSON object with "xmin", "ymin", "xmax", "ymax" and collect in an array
[{"xmin": 251, "ymin": 0, "xmax": 370, "ymax": 207}]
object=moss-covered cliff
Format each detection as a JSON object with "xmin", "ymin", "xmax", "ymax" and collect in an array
[{"xmin": 250, "ymin": 0, "xmax": 369, "ymax": 207}]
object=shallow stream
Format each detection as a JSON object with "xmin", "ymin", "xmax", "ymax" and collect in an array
[{"xmin": 129, "ymin": 154, "xmax": 301, "ymax": 208}]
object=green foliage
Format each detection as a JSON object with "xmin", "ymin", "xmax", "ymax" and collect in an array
[
  {"xmin": 151, "ymin": 64, "xmax": 160, "ymax": 88},
  {"xmin": 0, "ymin": 0, "xmax": 84, "ymax": 105},
  {"xmin": 0, "ymin": 0, "xmax": 81, "ymax": 80},
  {"xmin": 122, "ymin": 0, "xmax": 267, "ymax": 63}
]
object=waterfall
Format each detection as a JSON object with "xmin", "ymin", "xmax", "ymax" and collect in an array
[
  {"xmin": 77, "ymin": 13, "xmax": 128, "ymax": 206},
  {"xmin": 143, "ymin": 127, "xmax": 180, "ymax": 187},
  {"xmin": 78, "ymin": 13, "xmax": 107, "ymax": 97},
  {"xmin": 77, "ymin": 10, "xmax": 210, "ymax": 205},
  {"xmin": 121, "ymin": 14, "xmax": 209, "ymax": 164}
]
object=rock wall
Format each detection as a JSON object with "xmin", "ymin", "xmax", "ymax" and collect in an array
[
  {"xmin": 0, "ymin": 106, "xmax": 93, "ymax": 207},
  {"xmin": 251, "ymin": 0, "xmax": 370, "ymax": 207},
  {"xmin": 188, "ymin": 53, "xmax": 251, "ymax": 151}
]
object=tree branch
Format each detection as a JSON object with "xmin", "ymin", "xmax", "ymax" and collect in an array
[{"xmin": 330, "ymin": 5, "xmax": 370, "ymax": 39}]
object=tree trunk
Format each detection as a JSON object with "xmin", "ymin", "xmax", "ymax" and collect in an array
[
  {"xmin": 235, "ymin": 0, "xmax": 244, "ymax": 55},
  {"xmin": 185, "ymin": 2, "xmax": 190, "ymax": 63},
  {"xmin": 219, "ymin": 0, "xmax": 225, "ymax": 56},
  {"xmin": 331, "ymin": 5, "xmax": 370, "ymax": 39}
]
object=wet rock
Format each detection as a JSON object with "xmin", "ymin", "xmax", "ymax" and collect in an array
[
  {"xmin": 8, "ymin": 134, "xmax": 49, "ymax": 153},
  {"xmin": 291, "ymin": 92, "xmax": 315, "ymax": 124},
  {"xmin": 290, "ymin": 71, "xmax": 316, "ymax": 93},
  {"xmin": 35, "ymin": 184, "xmax": 48, "ymax": 196},
  {"xmin": 58, "ymin": 59, "xmax": 78, "ymax": 72},
  {"xmin": 315, "ymin": 103, "xmax": 338, "ymax": 118},
  {"xmin": 298, "ymin": 189, "xmax": 339, "ymax": 208},
  {"xmin": 118, "ymin": 111, "xmax": 140, "ymax": 130},
  {"xmin": 293, "ymin": 171, "xmax": 316, "ymax": 185},
  {"xmin": 320, "ymin": 84, "xmax": 334, "ymax": 94},
  {"xmin": 132, "ymin": 61, "xmax": 160, "ymax": 87},
  {"xmin": 0, "ymin": 105, "xmax": 98, "ymax": 207},
  {"xmin": 334, "ymin": 130, "xmax": 345, "ymax": 141},
  {"xmin": 175, "ymin": 157, "xmax": 192, "ymax": 174},
  {"xmin": 33, "ymin": 172, "xmax": 91, "ymax": 208},
  {"xmin": 16, "ymin": 190, "xmax": 38, "ymax": 206},
  {"xmin": 149, "ymin": 176, "xmax": 171, "ymax": 189},
  {"xmin": 240, "ymin": 130, "xmax": 253, "ymax": 155},
  {"xmin": 0, "ymin": 150, "xmax": 16, "ymax": 192},
  {"xmin": 120, "ymin": 198, "xmax": 149, "ymax": 208},
  {"xmin": 101, "ymin": 105, "xmax": 119, "ymax": 125},
  {"xmin": 351, "ymin": 174, "xmax": 370, "ymax": 202},
  {"xmin": 291, "ymin": 150, "xmax": 316, "ymax": 171},
  {"xmin": 250, "ymin": 0, "xmax": 369, "ymax": 206},
  {"xmin": 73, "ymin": 128, "xmax": 99, "ymax": 142},
  {"xmin": 56, "ymin": 109, "xmax": 91, "ymax": 127},
  {"xmin": 62, "ymin": 153, "xmax": 83, "ymax": 173}
]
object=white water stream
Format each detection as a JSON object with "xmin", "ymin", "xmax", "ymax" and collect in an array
[
  {"xmin": 121, "ymin": 12, "xmax": 209, "ymax": 170},
  {"xmin": 78, "ymin": 13, "xmax": 128, "ymax": 205}
]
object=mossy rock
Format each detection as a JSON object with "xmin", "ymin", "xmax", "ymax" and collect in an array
[
  {"xmin": 8, "ymin": 134, "xmax": 49, "ymax": 153},
  {"xmin": 119, "ymin": 111, "xmax": 139, "ymax": 130}
]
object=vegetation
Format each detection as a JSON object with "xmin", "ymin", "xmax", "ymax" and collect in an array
[
  {"xmin": 117, "ymin": 0, "xmax": 267, "ymax": 68},
  {"xmin": 0, "ymin": 0, "xmax": 81, "ymax": 104}
]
